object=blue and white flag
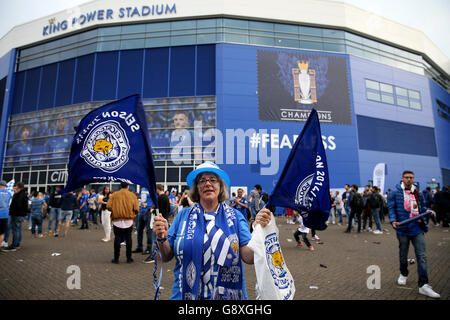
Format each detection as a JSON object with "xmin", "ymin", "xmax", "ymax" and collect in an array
[
  {"xmin": 268, "ymin": 109, "xmax": 330, "ymax": 230},
  {"xmin": 63, "ymin": 94, "xmax": 158, "ymax": 208},
  {"xmin": 6, "ymin": 179, "xmax": 15, "ymax": 197}
]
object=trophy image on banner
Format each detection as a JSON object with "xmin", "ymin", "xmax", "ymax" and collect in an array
[{"xmin": 292, "ymin": 61, "xmax": 317, "ymax": 104}]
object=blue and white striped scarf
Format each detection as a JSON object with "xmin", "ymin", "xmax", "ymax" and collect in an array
[{"xmin": 182, "ymin": 202, "xmax": 244, "ymax": 300}]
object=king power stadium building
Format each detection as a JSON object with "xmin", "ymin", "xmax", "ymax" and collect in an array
[{"xmin": 0, "ymin": 0, "xmax": 449, "ymax": 197}]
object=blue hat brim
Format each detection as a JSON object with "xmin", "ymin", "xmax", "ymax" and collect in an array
[{"xmin": 186, "ymin": 167, "xmax": 230, "ymax": 188}]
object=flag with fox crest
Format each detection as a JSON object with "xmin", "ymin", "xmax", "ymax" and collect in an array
[{"xmin": 63, "ymin": 95, "xmax": 158, "ymax": 208}]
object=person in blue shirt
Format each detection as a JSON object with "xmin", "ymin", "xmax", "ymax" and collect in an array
[
  {"xmin": 231, "ymin": 188, "xmax": 249, "ymax": 219},
  {"xmin": 133, "ymin": 188, "xmax": 155, "ymax": 259},
  {"xmin": 79, "ymin": 189, "xmax": 89, "ymax": 230},
  {"xmin": 7, "ymin": 125, "xmax": 33, "ymax": 166},
  {"xmin": 30, "ymin": 191, "xmax": 47, "ymax": 238},
  {"xmin": 44, "ymin": 118, "xmax": 71, "ymax": 164},
  {"xmin": 153, "ymin": 162, "xmax": 271, "ymax": 300},
  {"xmin": 388, "ymin": 170, "xmax": 440, "ymax": 299},
  {"xmin": 0, "ymin": 180, "xmax": 12, "ymax": 246}
]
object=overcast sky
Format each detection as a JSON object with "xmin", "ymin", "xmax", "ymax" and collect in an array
[{"xmin": 0, "ymin": 0, "xmax": 449, "ymax": 58}]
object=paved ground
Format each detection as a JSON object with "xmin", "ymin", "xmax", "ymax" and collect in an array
[{"xmin": 0, "ymin": 216, "xmax": 448, "ymax": 300}]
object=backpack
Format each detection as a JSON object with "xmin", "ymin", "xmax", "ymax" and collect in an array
[{"xmin": 351, "ymin": 192, "xmax": 364, "ymax": 211}]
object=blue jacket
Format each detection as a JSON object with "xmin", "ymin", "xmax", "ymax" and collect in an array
[{"xmin": 388, "ymin": 183, "xmax": 428, "ymax": 236}]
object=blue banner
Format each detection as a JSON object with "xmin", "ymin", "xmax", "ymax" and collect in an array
[
  {"xmin": 268, "ymin": 109, "xmax": 330, "ymax": 230},
  {"xmin": 63, "ymin": 94, "xmax": 158, "ymax": 208}
]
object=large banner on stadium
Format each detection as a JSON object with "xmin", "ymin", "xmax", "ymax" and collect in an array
[{"xmin": 257, "ymin": 50, "xmax": 351, "ymax": 124}]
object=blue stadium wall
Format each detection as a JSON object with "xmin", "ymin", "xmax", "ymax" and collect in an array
[{"xmin": 215, "ymin": 43, "xmax": 448, "ymax": 193}]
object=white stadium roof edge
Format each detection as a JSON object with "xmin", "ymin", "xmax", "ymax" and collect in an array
[{"xmin": 1, "ymin": 0, "xmax": 449, "ymax": 76}]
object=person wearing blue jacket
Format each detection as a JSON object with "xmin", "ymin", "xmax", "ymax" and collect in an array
[{"xmin": 388, "ymin": 170, "xmax": 440, "ymax": 299}]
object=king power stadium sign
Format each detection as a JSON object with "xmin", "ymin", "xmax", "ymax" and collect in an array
[{"xmin": 42, "ymin": 3, "xmax": 177, "ymax": 36}]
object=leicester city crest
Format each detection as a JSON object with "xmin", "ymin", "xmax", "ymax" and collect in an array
[
  {"xmin": 81, "ymin": 120, "xmax": 130, "ymax": 173},
  {"xmin": 264, "ymin": 232, "xmax": 289, "ymax": 290}
]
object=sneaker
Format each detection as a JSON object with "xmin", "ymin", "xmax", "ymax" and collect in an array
[
  {"xmin": 419, "ymin": 284, "xmax": 440, "ymax": 299},
  {"xmin": 309, "ymin": 246, "xmax": 315, "ymax": 251},
  {"xmin": 144, "ymin": 255, "xmax": 155, "ymax": 263},
  {"xmin": 1, "ymin": 241, "xmax": 8, "ymax": 248},
  {"xmin": 132, "ymin": 248, "xmax": 143, "ymax": 253},
  {"xmin": 111, "ymin": 258, "xmax": 119, "ymax": 264},
  {"xmin": 2, "ymin": 246, "xmax": 17, "ymax": 252},
  {"xmin": 312, "ymin": 235, "xmax": 320, "ymax": 241},
  {"xmin": 127, "ymin": 258, "xmax": 134, "ymax": 263},
  {"xmin": 143, "ymin": 250, "xmax": 151, "ymax": 255},
  {"xmin": 296, "ymin": 242, "xmax": 303, "ymax": 247},
  {"xmin": 54, "ymin": 233, "xmax": 59, "ymax": 237},
  {"xmin": 120, "ymin": 242, "xmax": 126, "ymax": 246},
  {"xmin": 397, "ymin": 274, "xmax": 407, "ymax": 286},
  {"xmin": 48, "ymin": 231, "xmax": 53, "ymax": 236},
  {"xmin": 37, "ymin": 234, "xmax": 44, "ymax": 238},
  {"xmin": 373, "ymin": 230, "xmax": 383, "ymax": 235}
]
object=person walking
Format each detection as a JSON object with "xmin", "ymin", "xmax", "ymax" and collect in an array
[
  {"xmin": 99, "ymin": 186, "xmax": 112, "ymax": 242},
  {"xmin": 345, "ymin": 184, "xmax": 364, "ymax": 233},
  {"xmin": 293, "ymin": 210, "xmax": 314, "ymax": 251},
  {"xmin": 30, "ymin": 191, "xmax": 47, "ymax": 238},
  {"xmin": 388, "ymin": 170, "xmax": 440, "ymax": 299},
  {"xmin": 3, "ymin": 182, "xmax": 28, "ymax": 252},
  {"xmin": 369, "ymin": 186, "xmax": 384, "ymax": 234},
  {"xmin": 79, "ymin": 188, "xmax": 89, "ymax": 230},
  {"xmin": 334, "ymin": 191, "xmax": 344, "ymax": 225},
  {"xmin": 107, "ymin": 182, "xmax": 139, "ymax": 264},
  {"xmin": 47, "ymin": 186, "xmax": 62, "ymax": 236},
  {"xmin": 0, "ymin": 181, "xmax": 12, "ymax": 246},
  {"xmin": 57, "ymin": 191, "xmax": 77, "ymax": 237},
  {"xmin": 153, "ymin": 162, "xmax": 271, "ymax": 300},
  {"xmin": 133, "ymin": 191, "xmax": 155, "ymax": 255}
]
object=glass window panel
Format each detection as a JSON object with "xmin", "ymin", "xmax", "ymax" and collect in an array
[
  {"xmin": 300, "ymin": 26, "xmax": 322, "ymax": 36},
  {"xmin": 97, "ymin": 40, "xmax": 120, "ymax": 51},
  {"xmin": 223, "ymin": 19, "xmax": 248, "ymax": 28},
  {"xmin": 409, "ymin": 100, "xmax": 422, "ymax": 110},
  {"xmin": 300, "ymin": 40, "xmax": 323, "ymax": 50},
  {"xmin": 145, "ymin": 37, "xmax": 170, "ymax": 48},
  {"xmin": 345, "ymin": 32, "xmax": 362, "ymax": 44},
  {"xmin": 408, "ymin": 90, "xmax": 420, "ymax": 99},
  {"xmin": 170, "ymin": 35, "xmax": 196, "ymax": 46},
  {"xmin": 171, "ymin": 20, "xmax": 196, "ymax": 30},
  {"xmin": 323, "ymin": 29, "xmax": 344, "ymax": 38},
  {"xmin": 99, "ymin": 26, "xmax": 121, "ymax": 36},
  {"xmin": 249, "ymin": 21, "xmax": 273, "ymax": 31},
  {"xmin": 146, "ymin": 22, "xmax": 170, "ymax": 32},
  {"xmin": 121, "ymin": 24, "xmax": 146, "ymax": 34},
  {"xmin": 381, "ymin": 94, "xmax": 394, "ymax": 104},
  {"xmin": 380, "ymin": 83, "xmax": 393, "ymax": 93},
  {"xmin": 275, "ymin": 38, "xmax": 300, "ymax": 48},
  {"xmin": 120, "ymin": 39, "xmax": 145, "ymax": 50},
  {"xmin": 323, "ymin": 42, "xmax": 345, "ymax": 53},
  {"xmin": 197, "ymin": 33, "xmax": 216, "ymax": 44},
  {"xmin": 365, "ymin": 79, "xmax": 379, "ymax": 90},
  {"xmin": 397, "ymin": 97, "xmax": 409, "ymax": 107},
  {"xmin": 366, "ymin": 91, "xmax": 381, "ymax": 101},
  {"xmin": 395, "ymin": 87, "xmax": 408, "ymax": 97},
  {"xmin": 224, "ymin": 32, "xmax": 248, "ymax": 43},
  {"xmin": 346, "ymin": 45, "xmax": 364, "ymax": 57},
  {"xmin": 249, "ymin": 35, "xmax": 275, "ymax": 46},
  {"xmin": 197, "ymin": 19, "xmax": 217, "ymax": 28},
  {"xmin": 79, "ymin": 29, "xmax": 98, "ymax": 41},
  {"xmin": 274, "ymin": 24, "xmax": 299, "ymax": 34}
]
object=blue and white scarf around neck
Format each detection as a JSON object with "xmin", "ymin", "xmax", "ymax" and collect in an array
[{"xmin": 182, "ymin": 202, "xmax": 244, "ymax": 300}]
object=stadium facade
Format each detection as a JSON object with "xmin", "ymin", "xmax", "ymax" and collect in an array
[{"xmin": 0, "ymin": 0, "xmax": 449, "ymax": 196}]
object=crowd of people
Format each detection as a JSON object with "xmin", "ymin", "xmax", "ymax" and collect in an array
[{"xmin": 0, "ymin": 167, "xmax": 449, "ymax": 300}]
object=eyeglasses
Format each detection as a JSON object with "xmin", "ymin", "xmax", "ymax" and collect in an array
[
  {"xmin": 198, "ymin": 177, "xmax": 219, "ymax": 185},
  {"xmin": 403, "ymin": 176, "xmax": 414, "ymax": 179}
]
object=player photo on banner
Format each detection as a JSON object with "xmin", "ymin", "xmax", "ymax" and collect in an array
[{"xmin": 257, "ymin": 50, "xmax": 351, "ymax": 124}]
